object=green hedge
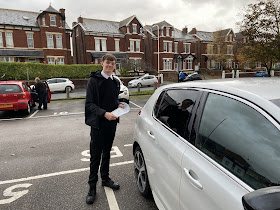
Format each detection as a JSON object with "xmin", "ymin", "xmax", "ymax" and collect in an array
[{"xmin": 0, "ymin": 62, "xmax": 102, "ymax": 81}]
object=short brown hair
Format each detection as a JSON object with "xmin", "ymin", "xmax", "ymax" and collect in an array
[{"xmin": 102, "ymin": 54, "xmax": 116, "ymax": 62}]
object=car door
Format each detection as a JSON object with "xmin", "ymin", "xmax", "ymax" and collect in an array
[
  {"xmin": 47, "ymin": 79, "xmax": 57, "ymax": 92},
  {"xmin": 145, "ymin": 89, "xmax": 200, "ymax": 210},
  {"xmin": 56, "ymin": 79, "xmax": 67, "ymax": 91},
  {"xmin": 180, "ymin": 91, "xmax": 280, "ymax": 210}
]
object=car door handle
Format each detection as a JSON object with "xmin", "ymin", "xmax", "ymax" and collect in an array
[
  {"xmin": 184, "ymin": 168, "xmax": 203, "ymax": 190},
  {"xmin": 147, "ymin": 131, "xmax": 155, "ymax": 140}
]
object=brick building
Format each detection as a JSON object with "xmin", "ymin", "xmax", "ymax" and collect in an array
[
  {"xmin": 0, "ymin": 5, "xmax": 72, "ymax": 64},
  {"xmin": 72, "ymin": 15, "xmax": 145, "ymax": 73}
]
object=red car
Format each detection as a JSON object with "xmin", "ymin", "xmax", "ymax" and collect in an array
[{"xmin": 0, "ymin": 81, "xmax": 51, "ymax": 115}]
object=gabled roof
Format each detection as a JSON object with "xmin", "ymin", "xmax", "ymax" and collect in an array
[
  {"xmin": 80, "ymin": 18, "xmax": 124, "ymax": 35},
  {"xmin": 43, "ymin": 5, "xmax": 61, "ymax": 14},
  {"xmin": 235, "ymin": 32, "xmax": 246, "ymax": 39},
  {"xmin": 214, "ymin": 28, "xmax": 234, "ymax": 37},
  {"xmin": 0, "ymin": 8, "xmax": 39, "ymax": 27},
  {"xmin": 194, "ymin": 31, "xmax": 215, "ymax": 42},
  {"xmin": 119, "ymin": 15, "xmax": 143, "ymax": 28},
  {"xmin": 174, "ymin": 28, "xmax": 196, "ymax": 42},
  {"xmin": 152, "ymin": 20, "xmax": 174, "ymax": 30}
]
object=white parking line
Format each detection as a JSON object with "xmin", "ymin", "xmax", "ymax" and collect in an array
[
  {"xmin": 104, "ymin": 187, "xmax": 120, "ymax": 210},
  {"xmin": 129, "ymin": 101, "xmax": 142, "ymax": 109},
  {"xmin": 0, "ymin": 160, "xmax": 133, "ymax": 185},
  {"xmin": 28, "ymin": 110, "xmax": 39, "ymax": 118},
  {"xmin": 124, "ymin": 144, "xmax": 133, "ymax": 147}
]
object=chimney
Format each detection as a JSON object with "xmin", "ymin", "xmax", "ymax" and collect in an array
[
  {"xmin": 78, "ymin": 16, "xmax": 83, "ymax": 23},
  {"xmin": 182, "ymin": 26, "xmax": 188, "ymax": 33},
  {"xmin": 59, "ymin": 8, "xmax": 65, "ymax": 18},
  {"xmin": 189, "ymin": 28, "xmax": 197, "ymax": 34}
]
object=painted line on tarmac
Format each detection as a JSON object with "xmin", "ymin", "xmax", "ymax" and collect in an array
[
  {"xmin": 129, "ymin": 101, "xmax": 142, "ymax": 109},
  {"xmin": 124, "ymin": 144, "xmax": 133, "ymax": 147},
  {"xmin": 104, "ymin": 187, "xmax": 120, "ymax": 210},
  {"xmin": 0, "ymin": 160, "xmax": 133, "ymax": 185},
  {"xmin": 28, "ymin": 110, "xmax": 39, "ymax": 118}
]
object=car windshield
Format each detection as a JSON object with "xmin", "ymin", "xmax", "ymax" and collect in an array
[
  {"xmin": 0, "ymin": 84, "xmax": 21, "ymax": 94},
  {"xmin": 270, "ymin": 99, "xmax": 280, "ymax": 108}
]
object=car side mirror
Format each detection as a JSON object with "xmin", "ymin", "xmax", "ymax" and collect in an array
[{"xmin": 242, "ymin": 186, "xmax": 280, "ymax": 210}]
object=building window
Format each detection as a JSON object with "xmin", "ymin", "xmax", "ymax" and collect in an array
[
  {"xmin": 183, "ymin": 43, "xmax": 190, "ymax": 54},
  {"xmin": 115, "ymin": 39, "xmax": 120, "ymax": 52},
  {"xmin": 164, "ymin": 42, "xmax": 167, "ymax": 52},
  {"xmin": 48, "ymin": 57, "xmax": 55, "ymax": 64},
  {"xmin": 187, "ymin": 59, "xmax": 193, "ymax": 69},
  {"xmin": 42, "ymin": 16, "xmax": 45, "ymax": 25},
  {"xmin": 5, "ymin": 32, "xmax": 14, "ymax": 48},
  {"xmin": 227, "ymin": 59, "xmax": 232, "ymax": 68},
  {"xmin": 0, "ymin": 57, "xmax": 14, "ymax": 62},
  {"xmin": 50, "ymin": 16, "xmax": 56, "ymax": 26},
  {"xmin": 168, "ymin": 42, "xmax": 172, "ymax": 52},
  {"xmin": 166, "ymin": 27, "xmax": 169, "ymax": 36},
  {"xmin": 56, "ymin": 34, "xmax": 62, "ymax": 49},
  {"xmin": 136, "ymin": 40, "xmax": 140, "ymax": 52},
  {"xmin": 47, "ymin": 34, "xmax": 54, "ymax": 48},
  {"xmin": 101, "ymin": 39, "xmax": 107, "ymax": 51},
  {"xmin": 163, "ymin": 59, "xmax": 172, "ymax": 70},
  {"xmin": 207, "ymin": 44, "xmax": 214, "ymax": 54},
  {"xmin": 95, "ymin": 39, "xmax": 100, "ymax": 51},
  {"xmin": 174, "ymin": 42, "xmax": 178, "ymax": 53},
  {"xmin": 76, "ymin": 27, "xmax": 79, "ymax": 37},
  {"xmin": 227, "ymin": 45, "xmax": 233, "ymax": 55},
  {"xmin": 0, "ymin": 33, "xmax": 3, "ymax": 47},
  {"xmin": 229, "ymin": 34, "xmax": 233, "ymax": 42},
  {"xmin": 57, "ymin": 57, "xmax": 64, "ymax": 64},
  {"xmin": 217, "ymin": 45, "xmax": 221, "ymax": 54},
  {"xmin": 133, "ymin": 24, "xmax": 137, "ymax": 34},
  {"xmin": 27, "ymin": 33, "xmax": 34, "ymax": 48}
]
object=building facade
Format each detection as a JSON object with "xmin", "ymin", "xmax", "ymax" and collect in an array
[{"xmin": 0, "ymin": 5, "xmax": 72, "ymax": 64}]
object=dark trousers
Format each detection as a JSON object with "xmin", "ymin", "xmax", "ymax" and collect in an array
[
  {"xmin": 38, "ymin": 92, "xmax": 47, "ymax": 109},
  {"xmin": 88, "ymin": 120, "xmax": 117, "ymax": 187}
]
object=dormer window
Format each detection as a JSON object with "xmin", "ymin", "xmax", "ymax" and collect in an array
[
  {"xmin": 50, "ymin": 15, "xmax": 56, "ymax": 26},
  {"xmin": 133, "ymin": 24, "xmax": 137, "ymax": 34},
  {"xmin": 166, "ymin": 27, "xmax": 169, "ymax": 36},
  {"xmin": 42, "ymin": 16, "xmax": 45, "ymax": 25},
  {"xmin": 229, "ymin": 34, "xmax": 233, "ymax": 42}
]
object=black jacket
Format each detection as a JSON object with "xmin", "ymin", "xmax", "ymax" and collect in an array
[
  {"xmin": 85, "ymin": 70, "xmax": 120, "ymax": 128},
  {"xmin": 34, "ymin": 81, "xmax": 46, "ymax": 94}
]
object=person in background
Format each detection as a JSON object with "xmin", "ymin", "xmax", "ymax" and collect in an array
[
  {"xmin": 34, "ymin": 77, "xmax": 47, "ymax": 110},
  {"xmin": 179, "ymin": 71, "xmax": 186, "ymax": 82},
  {"xmin": 85, "ymin": 54, "xmax": 125, "ymax": 205}
]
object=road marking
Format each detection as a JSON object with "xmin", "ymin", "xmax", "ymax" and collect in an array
[
  {"xmin": 124, "ymin": 144, "xmax": 133, "ymax": 147},
  {"xmin": 104, "ymin": 187, "xmax": 120, "ymax": 210},
  {"xmin": 28, "ymin": 110, "xmax": 39, "ymax": 118},
  {"xmin": 129, "ymin": 101, "xmax": 142, "ymax": 109},
  {"xmin": 0, "ymin": 160, "xmax": 133, "ymax": 185}
]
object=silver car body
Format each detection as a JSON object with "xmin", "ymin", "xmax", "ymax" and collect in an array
[
  {"xmin": 46, "ymin": 78, "xmax": 75, "ymax": 92},
  {"xmin": 128, "ymin": 74, "xmax": 158, "ymax": 87},
  {"xmin": 133, "ymin": 78, "xmax": 280, "ymax": 210}
]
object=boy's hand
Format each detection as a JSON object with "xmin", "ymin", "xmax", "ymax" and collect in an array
[
  {"xmin": 104, "ymin": 112, "xmax": 118, "ymax": 120},
  {"xmin": 118, "ymin": 104, "xmax": 125, "ymax": 109}
]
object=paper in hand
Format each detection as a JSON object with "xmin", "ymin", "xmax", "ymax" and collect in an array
[{"xmin": 111, "ymin": 102, "xmax": 130, "ymax": 117}]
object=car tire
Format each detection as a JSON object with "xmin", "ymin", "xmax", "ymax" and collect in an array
[
  {"xmin": 65, "ymin": 86, "xmax": 72, "ymax": 93},
  {"xmin": 134, "ymin": 146, "xmax": 152, "ymax": 197},
  {"xmin": 119, "ymin": 98, "xmax": 129, "ymax": 104},
  {"xmin": 25, "ymin": 102, "xmax": 31, "ymax": 115}
]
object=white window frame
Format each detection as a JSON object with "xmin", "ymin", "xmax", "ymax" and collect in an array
[
  {"xmin": 174, "ymin": 42, "xmax": 178, "ymax": 53},
  {"xmin": 5, "ymin": 32, "xmax": 14, "ymax": 48},
  {"xmin": 26, "ymin": 33, "xmax": 34, "ymax": 48},
  {"xmin": 50, "ymin": 15, "xmax": 56, "ymax": 26},
  {"xmin": 0, "ymin": 33, "xmax": 3, "ymax": 47},
  {"xmin": 187, "ymin": 59, "xmax": 193, "ymax": 70},
  {"xmin": 130, "ymin": 40, "xmax": 134, "ymax": 52},
  {"xmin": 42, "ymin": 16, "xmax": 45, "ymax": 25},
  {"xmin": 183, "ymin": 43, "xmax": 191, "ymax": 54},
  {"xmin": 57, "ymin": 57, "xmax": 64, "ymax": 65},
  {"xmin": 163, "ymin": 58, "xmax": 172, "ymax": 70},
  {"xmin": 207, "ymin": 44, "xmax": 214, "ymax": 54},
  {"xmin": 166, "ymin": 27, "xmax": 169, "ymax": 37},
  {"xmin": 101, "ymin": 39, "xmax": 107, "ymax": 51},
  {"xmin": 136, "ymin": 40, "xmax": 140, "ymax": 52},
  {"xmin": 115, "ymin": 39, "xmax": 120, "ymax": 52},
  {"xmin": 48, "ymin": 57, "xmax": 55, "ymax": 64},
  {"xmin": 227, "ymin": 45, "xmax": 233, "ymax": 55},
  {"xmin": 95, "ymin": 39, "xmax": 100, "ymax": 52},
  {"xmin": 47, "ymin": 34, "xmax": 54, "ymax": 48},
  {"xmin": 0, "ymin": 57, "xmax": 14, "ymax": 62},
  {"xmin": 217, "ymin": 45, "xmax": 221, "ymax": 54},
  {"xmin": 227, "ymin": 59, "xmax": 232, "ymax": 68},
  {"xmin": 132, "ymin": 24, "xmax": 137, "ymax": 34},
  {"xmin": 229, "ymin": 34, "xmax": 233, "ymax": 42},
  {"xmin": 163, "ymin": 42, "xmax": 168, "ymax": 52},
  {"xmin": 127, "ymin": 26, "xmax": 130, "ymax": 34},
  {"xmin": 56, "ymin": 34, "xmax": 62, "ymax": 49},
  {"xmin": 168, "ymin": 42, "xmax": 172, "ymax": 52}
]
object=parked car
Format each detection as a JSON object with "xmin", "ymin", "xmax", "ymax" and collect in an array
[
  {"xmin": 0, "ymin": 81, "xmax": 35, "ymax": 114},
  {"xmin": 179, "ymin": 72, "xmax": 203, "ymax": 82},
  {"xmin": 128, "ymin": 74, "xmax": 158, "ymax": 87},
  {"xmin": 113, "ymin": 75, "xmax": 129, "ymax": 104},
  {"xmin": 133, "ymin": 77, "xmax": 280, "ymax": 210},
  {"xmin": 254, "ymin": 71, "xmax": 269, "ymax": 77},
  {"xmin": 46, "ymin": 78, "xmax": 75, "ymax": 92},
  {"xmin": 30, "ymin": 82, "xmax": 51, "ymax": 104}
]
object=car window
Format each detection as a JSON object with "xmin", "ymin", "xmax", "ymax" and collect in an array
[
  {"xmin": 47, "ymin": 79, "xmax": 56, "ymax": 84},
  {"xmin": 154, "ymin": 89, "xmax": 199, "ymax": 138},
  {"xmin": 0, "ymin": 84, "xmax": 22, "ymax": 93},
  {"xmin": 57, "ymin": 79, "xmax": 66, "ymax": 83},
  {"xmin": 197, "ymin": 93, "xmax": 280, "ymax": 190},
  {"xmin": 22, "ymin": 83, "xmax": 29, "ymax": 91}
]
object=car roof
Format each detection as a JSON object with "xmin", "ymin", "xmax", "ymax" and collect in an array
[
  {"xmin": 0, "ymin": 81, "xmax": 24, "ymax": 84},
  {"xmin": 47, "ymin": 78, "xmax": 69, "ymax": 80},
  {"xmin": 157, "ymin": 77, "xmax": 280, "ymax": 121}
]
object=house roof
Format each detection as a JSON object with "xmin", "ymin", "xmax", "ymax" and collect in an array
[
  {"xmin": 152, "ymin": 20, "xmax": 173, "ymax": 30},
  {"xmin": 0, "ymin": 49, "xmax": 44, "ymax": 57},
  {"xmin": 42, "ymin": 5, "xmax": 61, "ymax": 14},
  {"xmin": 214, "ymin": 28, "xmax": 234, "ymax": 37},
  {"xmin": 194, "ymin": 31, "xmax": 215, "ymax": 41},
  {"xmin": 174, "ymin": 28, "xmax": 196, "ymax": 42},
  {"xmin": 0, "ymin": 8, "xmax": 39, "ymax": 27},
  {"xmin": 235, "ymin": 32, "xmax": 246, "ymax": 39},
  {"xmin": 119, "ymin": 15, "xmax": 135, "ymax": 28},
  {"xmin": 81, "ymin": 18, "xmax": 124, "ymax": 35}
]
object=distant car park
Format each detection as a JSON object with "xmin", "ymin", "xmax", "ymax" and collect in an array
[
  {"xmin": 133, "ymin": 77, "xmax": 280, "ymax": 210},
  {"xmin": 128, "ymin": 74, "xmax": 158, "ymax": 87},
  {"xmin": 46, "ymin": 78, "xmax": 75, "ymax": 92}
]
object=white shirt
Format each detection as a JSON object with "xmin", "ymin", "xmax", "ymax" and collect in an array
[{"xmin": 101, "ymin": 71, "xmax": 113, "ymax": 80}]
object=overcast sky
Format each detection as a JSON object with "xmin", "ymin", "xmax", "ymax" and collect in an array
[{"xmin": 1, "ymin": 0, "xmax": 259, "ymax": 32}]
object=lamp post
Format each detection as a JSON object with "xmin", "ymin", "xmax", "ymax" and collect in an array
[{"xmin": 152, "ymin": 24, "xmax": 160, "ymax": 86}]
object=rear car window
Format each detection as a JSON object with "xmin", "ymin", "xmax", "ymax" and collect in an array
[
  {"xmin": 270, "ymin": 99, "xmax": 280, "ymax": 108},
  {"xmin": 0, "ymin": 84, "xmax": 22, "ymax": 94}
]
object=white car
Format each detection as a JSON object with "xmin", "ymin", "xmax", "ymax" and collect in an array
[
  {"xmin": 133, "ymin": 77, "xmax": 280, "ymax": 210},
  {"xmin": 128, "ymin": 74, "xmax": 158, "ymax": 87},
  {"xmin": 46, "ymin": 78, "xmax": 75, "ymax": 93},
  {"xmin": 113, "ymin": 76, "xmax": 129, "ymax": 104}
]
